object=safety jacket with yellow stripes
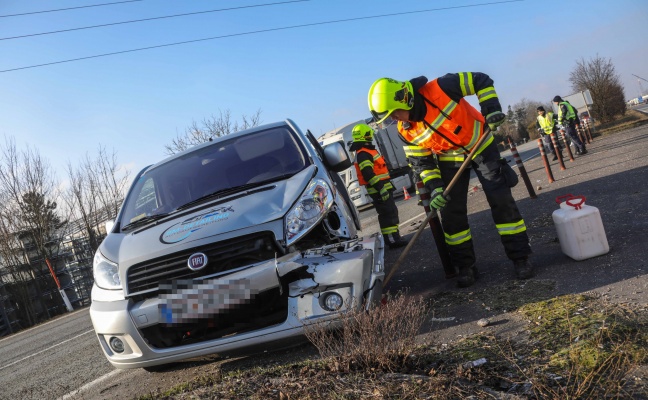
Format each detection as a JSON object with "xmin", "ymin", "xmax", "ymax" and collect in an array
[
  {"xmin": 397, "ymin": 77, "xmax": 493, "ymax": 159},
  {"xmin": 557, "ymin": 101, "xmax": 577, "ymax": 125},
  {"xmin": 353, "ymin": 146, "xmax": 394, "ymax": 195},
  {"xmin": 398, "ymin": 72, "xmax": 502, "ymax": 190},
  {"xmin": 396, "ymin": 73, "xmax": 528, "ymax": 255},
  {"xmin": 536, "ymin": 112, "xmax": 556, "ymax": 135}
]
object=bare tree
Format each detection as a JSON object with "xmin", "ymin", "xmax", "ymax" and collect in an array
[
  {"xmin": 569, "ymin": 55, "xmax": 627, "ymax": 123},
  {"xmin": 64, "ymin": 146, "xmax": 130, "ymax": 253},
  {"xmin": 518, "ymin": 98, "xmax": 553, "ymax": 141},
  {"xmin": 494, "ymin": 105, "xmax": 518, "ymax": 148},
  {"xmin": 0, "ymin": 207, "xmax": 38, "ymax": 328},
  {"xmin": 498, "ymin": 99, "xmax": 551, "ymax": 146},
  {"xmin": 0, "ymin": 137, "xmax": 65, "ymax": 321},
  {"xmin": 165, "ymin": 109, "xmax": 262, "ymax": 155}
]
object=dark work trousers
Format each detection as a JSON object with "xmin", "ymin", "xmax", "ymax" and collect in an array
[
  {"xmin": 542, "ymin": 133, "xmax": 561, "ymax": 156},
  {"xmin": 369, "ymin": 190, "xmax": 400, "ymax": 233},
  {"xmin": 438, "ymin": 141, "xmax": 532, "ymax": 269},
  {"xmin": 565, "ymin": 122, "xmax": 585, "ymax": 153}
]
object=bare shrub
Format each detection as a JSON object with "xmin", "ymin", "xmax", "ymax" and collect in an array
[{"xmin": 304, "ymin": 293, "xmax": 427, "ymax": 372}]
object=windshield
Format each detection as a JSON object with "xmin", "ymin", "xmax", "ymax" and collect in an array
[{"xmin": 120, "ymin": 126, "xmax": 308, "ymax": 226}]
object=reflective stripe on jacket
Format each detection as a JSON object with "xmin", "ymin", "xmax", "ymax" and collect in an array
[
  {"xmin": 537, "ymin": 112, "xmax": 555, "ymax": 135},
  {"xmin": 558, "ymin": 101, "xmax": 576, "ymax": 123},
  {"xmin": 397, "ymin": 78, "xmax": 492, "ymax": 161},
  {"xmin": 354, "ymin": 147, "xmax": 391, "ymax": 191}
]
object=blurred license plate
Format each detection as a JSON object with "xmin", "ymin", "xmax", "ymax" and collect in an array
[{"xmin": 158, "ymin": 278, "xmax": 256, "ymax": 324}]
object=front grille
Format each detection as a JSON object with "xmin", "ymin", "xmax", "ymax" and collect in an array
[{"xmin": 126, "ymin": 232, "xmax": 281, "ymax": 297}]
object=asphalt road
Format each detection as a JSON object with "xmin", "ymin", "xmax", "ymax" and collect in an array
[
  {"xmin": 1, "ymin": 124, "xmax": 647, "ymax": 399},
  {"xmin": 380, "ymin": 124, "xmax": 648, "ymax": 339},
  {"xmin": 0, "ymin": 308, "xmax": 113, "ymax": 400},
  {"xmin": 635, "ymin": 103, "xmax": 648, "ymax": 115}
]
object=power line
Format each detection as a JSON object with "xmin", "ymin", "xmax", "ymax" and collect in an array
[
  {"xmin": 632, "ymin": 74, "xmax": 648, "ymax": 83},
  {"xmin": 0, "ymin": 0, "xmax": 312, "ymax": 41},
  {"xmin": 0, "ymin": 0, "xmax": 144, "ymax": 18},
  {"xmin": 0, "ymin": 0, "xmax": 523, "ymax": 73}
]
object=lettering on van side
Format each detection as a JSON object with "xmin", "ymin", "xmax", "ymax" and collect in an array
[{"xmin": 160, "ymin": 206, "xmax": 233, "ymax": 244}]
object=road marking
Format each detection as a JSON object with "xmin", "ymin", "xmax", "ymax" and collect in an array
[
  {"xmin": 57, "ymin": 369, "xmax": 123, "ymax": 400},
  {"xmin": 0, "ymin": 307, "xmax": 89, "ymax": 344},
  {"xmin": 0, "ymin": 329, "xmax": 94, "ymax": 371},
  {"xmin": 400, "ymin": 212, "xmax": 426, "ymax": 228}
]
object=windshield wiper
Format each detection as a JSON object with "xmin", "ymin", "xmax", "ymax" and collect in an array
[
  {"xmin": 175, "ymin": 174, "xmax": 296, "ymax": 212},
  {"xmin": 121, "ymin": 213, "xmax": 169, "ymax": 231},
  {"xmin": 174, "ymin": 183, "xmax": 261, "ymax": 211},
  {"xmin": 249, "ymin": 173, "xmax": 295, "ymax": 186}
]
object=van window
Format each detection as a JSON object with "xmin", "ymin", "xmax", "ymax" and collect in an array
[
  {"xmin": 120, "ymin": 127, "xmax": 308, "ymax": 224},
  {"xmin": 124, "ymin": 177, "xmax": 159, "ymax": 223},
  {"xmin": 339, "ymin": 171, "xmax": 347, "ymax": 185}
]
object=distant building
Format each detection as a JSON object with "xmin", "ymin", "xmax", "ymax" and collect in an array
[{"xmin": 0, "ymin": 205, "xmax": 116, "ymax": 337}]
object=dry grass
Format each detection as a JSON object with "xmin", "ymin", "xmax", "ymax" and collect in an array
[
  {"xmin": 138, "ymin": 293, "xmax": 647, "ymax": 399},
  {"xmin": 593, "ymin": 109, "xmax": 648, "ymax": 136},
  {"xmin": 515, "ymin": 294, "xmax": 648, "ymax": 399}
]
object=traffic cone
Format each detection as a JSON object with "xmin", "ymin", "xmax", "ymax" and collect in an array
[{"xmin": 403, "ymin": 187, "xmax": 412, "ymax": 200}]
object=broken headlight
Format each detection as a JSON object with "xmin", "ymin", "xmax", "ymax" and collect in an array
[{"xmin": 285, "ymin": 178, "xmax": 333, "ymax": 246}]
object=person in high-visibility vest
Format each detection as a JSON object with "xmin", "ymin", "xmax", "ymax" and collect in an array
[
  {"xmin": 535, "ymin": 106, "xmax": 562, "ymax": 160},
  {"xmin": 368, "ymin": 73, "xmax": 533, "ymax": 287},
  {"xmin": 350, "ymin": 123, "xmax": 408, "ymax": 249},
  {"xmin": 553, "ymin": 96, "xmax": 587, "ymax": 155}
]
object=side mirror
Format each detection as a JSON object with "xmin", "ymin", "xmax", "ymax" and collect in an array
[
  {"xmin": 104, "ymin": 220, "xmax": 115, "ymax": 234},
  {"xmin": 322, "ymin": 142, "xmax": 351, "ymax": 173}
]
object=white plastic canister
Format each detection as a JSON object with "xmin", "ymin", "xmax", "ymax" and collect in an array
[{"xmin": 552, "ymin": 195, "xmax": 609, "ymax": 261}]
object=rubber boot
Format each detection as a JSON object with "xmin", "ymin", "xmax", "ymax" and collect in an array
[
  {"xmin": 513, "ymin": 257, "xmax": 534, "ymax": 279},
  {"xmin": 456, "ymin": 264, "xmax": 478, "ymax": 288},
  {"xmin": 384, "ymin": 232, "xmax": 408, "ymax": 249}
]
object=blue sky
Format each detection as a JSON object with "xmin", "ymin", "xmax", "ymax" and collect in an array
[{"xmin": 1, "ymin": 0, "xmax": 647, "ymax": 181}]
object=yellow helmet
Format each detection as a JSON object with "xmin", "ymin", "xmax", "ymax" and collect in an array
[
  {"xmin": 351, "ymin": 123, "xmax": 374, "ymax": 142},
  {"xmin": 368, "ymin": 78, "xmax": 414, "ymax": 124}
]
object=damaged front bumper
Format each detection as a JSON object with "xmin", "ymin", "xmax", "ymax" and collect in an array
[{"xmin": 89, "ymin": 234, "xmax": 384, "ymax": 369}]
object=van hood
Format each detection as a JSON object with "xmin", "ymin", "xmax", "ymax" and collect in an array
[{"xmin": 105, "ymin": 166, "xmax": 317, "ymax": 266}]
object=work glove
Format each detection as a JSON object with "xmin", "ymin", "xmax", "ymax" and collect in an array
[
  {"xmin": 430, "ymin": 187, "xmax": 448, "ymax": 210},
  {"xmin": 379, "ymin": 186, "xmax": 390, "ymax": 201},
  {"xmin": 424, "ymin": 178, "xmax": 446, "ymax": 208},
  {"xmin": 486, "ymin": 111, "xmax": 506, "ymax": 132}
]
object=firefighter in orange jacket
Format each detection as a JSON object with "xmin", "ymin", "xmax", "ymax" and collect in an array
[
  {"xmin": 350, "ymin": 123, "xmax": 408, "ymax": 249},
  {"xmin": 368, "ymin": 74, "xmax": 533, "ymax": 287}
]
